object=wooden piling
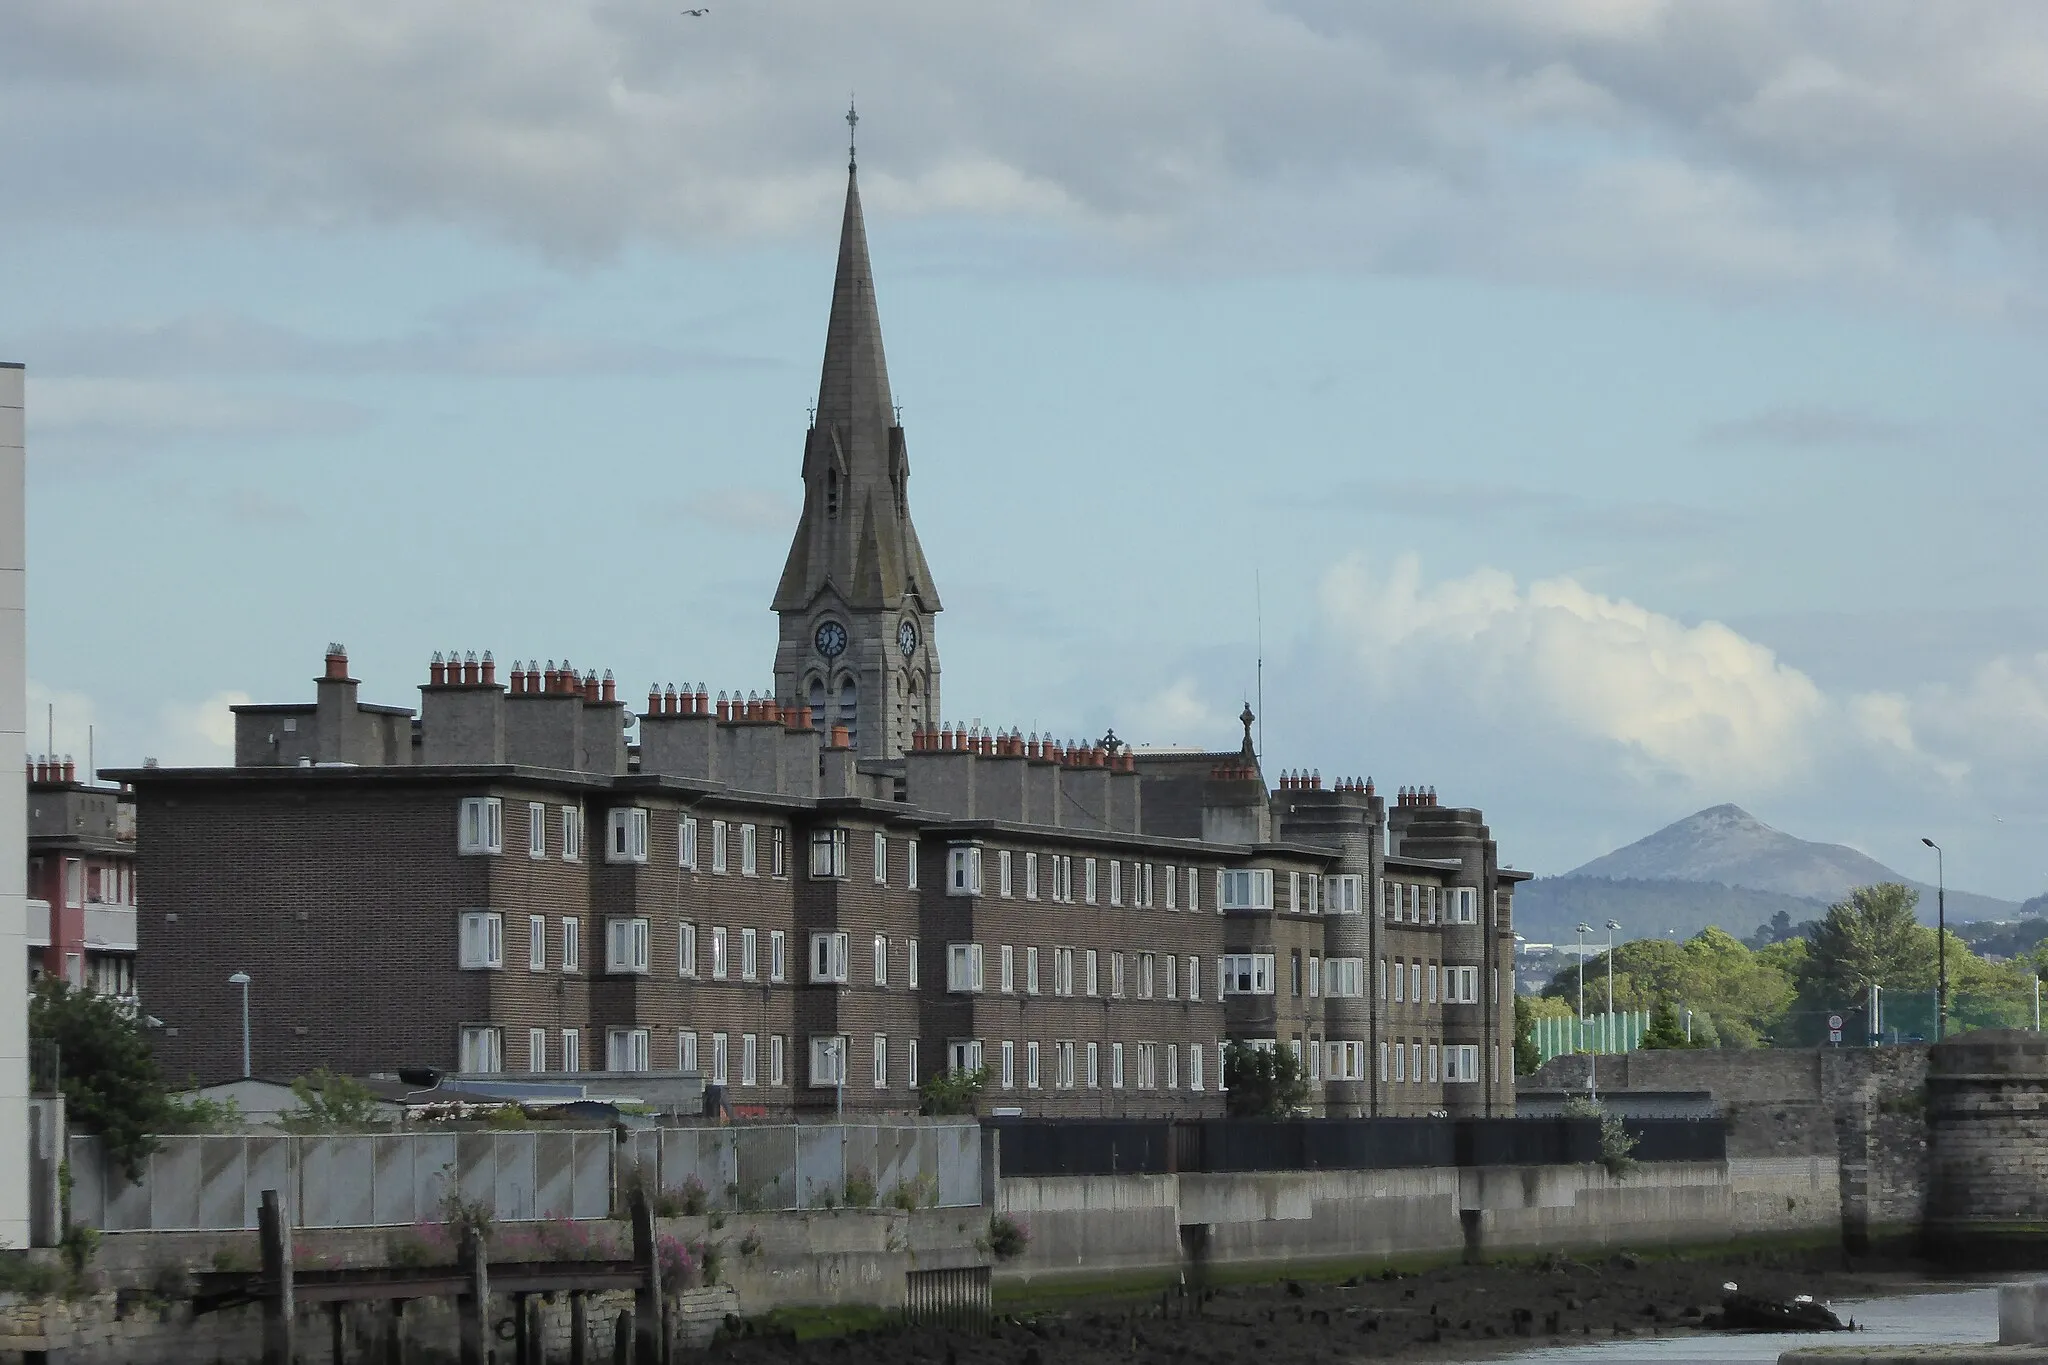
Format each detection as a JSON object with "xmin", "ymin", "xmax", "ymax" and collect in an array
[
  {"xmin": 386, "ymin": 1301, "xmax": 408, "ymax": 1365},
  {"xmin": 630, "ymin": 1189, "xmax": 661, "ymax": 1365},
  {"xmin": 612, "ymin": 1310, "xmax": 632, "ymax": 1365},
  {"xmin": 458, "ymin": 1228, "xmax": 490, "ymax": 1365},
  {"xmin": 570, "ymin": 1293, "xmax": 588, "ymax": 1365},
  {"xmin": 257, "ymin": 1188, "xmax": 295, "ymax": 1365},
  {"xmin": 329, "ymin": 1301, "xmax": 345, "ymax": 1364}
]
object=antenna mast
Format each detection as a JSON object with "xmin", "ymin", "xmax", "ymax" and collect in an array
[{"xmin": 1255, "ymin": 570, "xmax": 1264, "ymax": 761}]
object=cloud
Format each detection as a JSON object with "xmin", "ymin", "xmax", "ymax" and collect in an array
[
  {"xmin": 4, "ymin": 2, "xmax": 2048, "ymax": 307},
  {"xmin": 1133, "ymin": 678, "xmax": 1232, "ymax": 750},
  {"xmin": 1701, "ymin": 406, "xmax": 1919, "ymax": 448},
  {"xmin": 1324, "ymin": 478, "xmax": 1734, "ymax": 541},
  {"xmin": 154, "ymin": 690, "xmax": 250, "ymax": 768},
  {"xmin": 663, "ymin": 487, "xmax": 800, "ymax": 536},
  {"xmin": 28, "ymin": 378, "xmax": 365, "ymax": 444}
]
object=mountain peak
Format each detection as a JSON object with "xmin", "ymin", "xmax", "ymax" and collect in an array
[{"xmin": 1568, "ymin": 804, "xmax": 1898, "ymax": 903}]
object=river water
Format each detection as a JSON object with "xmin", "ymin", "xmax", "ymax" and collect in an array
[{"xmin": 1503, "ymin": 1284, "xmax": 2004, "ymax": 1362}]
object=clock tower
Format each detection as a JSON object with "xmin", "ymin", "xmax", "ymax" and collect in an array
[{"xmin": 772, "ymin": 113, "xmax": 941, "ymax": 762}]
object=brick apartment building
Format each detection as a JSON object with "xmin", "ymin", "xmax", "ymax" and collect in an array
[
  {"xmin": 116, "ymin": 145, "xmax": 1528, "ymax": 1120},
  {"xmin": 25, "ymin": 756, "xmax": 138, "ymax": 1002}
]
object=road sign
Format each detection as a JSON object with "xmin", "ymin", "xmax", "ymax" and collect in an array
[
  {"xmin": 1828, "ymin": 1014, "xmax": 1844, "ymax": 1030},
  {"xmin": 1830, "ymin": 1030, "xmax": 1842, "ymax": 1043}
]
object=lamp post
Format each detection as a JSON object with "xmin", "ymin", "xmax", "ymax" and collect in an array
[
  {"xmin": 1605, "ymin": 921, "xmax": 1621, "ymax": 1052},
  {"xmin": 1575, "ymin": 922, "xmax": 1593, "ymax": 1098},
  {"xmin": 1921, "ymin": 838, "xmax": 1946, "ymax": 1042},
  {"xmin": 830, "ymin": 1037, "xmax": 845, "ymax": 1122},
  {"xmin": 227, "ymin": 971, "xmax": 252, "ymax": 1078}
]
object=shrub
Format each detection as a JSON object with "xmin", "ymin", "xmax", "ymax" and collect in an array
[
  {"xmin": 986, "ymin": 1214, "xmax": 1029, "ymax": 1261},
  {"xmin": 918, "ymin": 1066, "xmax": 988, "ymax": 1117},
  {"xmin": 438, "ymin": 1189, "xmax": 494, "ymax": 1250},
  {"xmin": 677, "ymin": 1176, "xmax": 709, "ymax": 1217},
  {"xmin": 0, "ymin": 1252, "xmax": 65, "ymax": 1295},
  {"xmin": 386, "ymin": 1222, "xmax": 454, "ymax": 1267},
  {"xmin": 842, "ymin": 1170, "xmax": 877, "ymax": 1209},
  {"xmin": 59, "ymin": 1223, "xmax": 99, "ymax": 1275},
  {"xmin": 884, "ymin": 1174, "xmax": 937, "ymax": 1211},
  {"xmin": 655, "ymin": 1233, "xmax": 697, "ymax": 1287}
]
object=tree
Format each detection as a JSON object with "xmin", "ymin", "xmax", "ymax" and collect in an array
[
  {"xmin": 279, "ymin": 1069, "xmax": 390, "ymax": 1132},
  {"xmin": 918, "ymin": 1066, "xmax": 987, "ymax": 1116},
  {"xmin": 1801, "ymin": 884, "xmax": 1926, "ymax": 997},
  {"xmin": 29, "ymin": 980, "xmax": 179, "ymax": 1177},
  {"xmin": 1513, "ymin": 994, "xmax": 1543, "ymax": 1076},
  {"xmin": 1640, "ymin": 999, "xmax": 1694, "ymax": 1049},
  {"xmin": 1223, "ymin": 1041, "xmax": 1309, "ymax": 1118}
]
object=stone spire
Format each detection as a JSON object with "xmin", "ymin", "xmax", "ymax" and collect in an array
[{"xmin": 772, "ymin": 157, "xmax": 940, "ymax": 615}]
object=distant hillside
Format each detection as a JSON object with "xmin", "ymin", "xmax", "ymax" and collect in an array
[
  {"xmin": 1513, "ymin": 876, "xmax": 1827, "ymax": 948},
  {"xmin": 1563, "ymin": 804, "xmax": 2020, "ymax": 926}
]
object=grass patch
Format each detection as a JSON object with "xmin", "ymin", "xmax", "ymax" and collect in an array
[{"xmin": 736, "ymin": 1304, "xmax": 903, "ymax": 1341}]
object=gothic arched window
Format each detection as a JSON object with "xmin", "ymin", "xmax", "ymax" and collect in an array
[
  {"xmin": 839, "ymin": 678, "xmax": 858, "ymax": 746},
  {"xmin": 808, "ymin": 677, "xmax": 826, "ymax": 731}
]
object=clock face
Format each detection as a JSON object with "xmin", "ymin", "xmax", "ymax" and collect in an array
[
  {"xmin": 814, "ymin": 620, "xmax": 848, "ymax": 658},
  {"xmin": 897, "ymin": 617, "xmax": 919, "ymax": 657}
]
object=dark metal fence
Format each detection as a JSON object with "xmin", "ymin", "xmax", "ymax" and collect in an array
[
  {"xmin": 1622, "ymin": 1117, "xmax": 1726, "ymax": 1163},
  {"xmin": 904, "ymin": 1265, "xmax": 991, "ymax": 1333},
  {"xmin": 990, "ymin": 1115, "xmax": 1696, "ymax": 1177}
]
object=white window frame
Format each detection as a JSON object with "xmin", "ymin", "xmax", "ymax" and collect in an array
[
  {"xmin": 873, "ymin": 1034, "xmax": 888, "ymax": 1089},
  {"xmin": 907, "ymin": 840, "xmax": 919, "ymax": 890},
  {"xmin": 1086, "ymin": 1042, "xmax": 1100, "ymax": 1088},
  {"xmin": 741, "ymin": 824, "xmax": 758, "ymax": 876},
  {"xmin": 459, "ymin": 1026, "xmax": 502, "ymax": 1073},
  {"xmin": 1000, "ymin": 944, "xmax": 1015, "ymax": 994},
  {"xmin": 810, "ymin": 931, "xmax": 850, "ymax": 984},
  {"xmin": 607, "ymin": 917, "xmax": 651, "ymax": 974},
  {"xmin": 561, "ymin": 1028, "xmax": 581, "ymax": 1073},
  {"xmin": 711, "ymin": 1033, "xmax": 729, "ymax": 1085},
  {"xmin": 710, "ymin": 925, "xmax": 729, "ymax": 980},
  {"xmin": 947, "ymin": 942, "xmax": 985, "ymax": 993},
  {"xmin": 459, "ymin": 911, "xmax": 503, "ymax": 970},
  {"xmin": 1222, "ymin": 953, "xmax": 1274, "ymax": 995},
  {"xmin": 458, "ymin": 798, "xmax": 503, "ymax": 855},
  {"xmin": 1164, "ymin": 865, "xmax": 1176, "ymax": 910},
  {"xmin": 528, "ymin": 803, "xmax": 547, "ymax": 859},
  {"xmin": 908, "ymin": 938, "xmax": 919, "ymax": 988},
  {"xmin": 998, "ymin": 850, "xmax": 1013, "ymax": 897},
  {"xmin": 946, "ymin": 1039, "xmax": 984, "ymax": 1076},
  {"xmin": 772, "ymin": 827, "xmax": 787, "ymax": 877},
  {"xmin": 1308, "ymin": 954, "xmax": 1321, "ymax": 998},
  {"xmin": 679, "ymin": 923, "xmax": 697, "ymax": 977},
  {"xmin": 770, "ymin": 929, "xmax": 787, "ymax": 982},
  {"xmin": 874, "ymin": 933, "xmax": 889, "ymax": 987},
  {"xmin": 1110, "ymin": 951, "xmax": 1125, "ymax": 998},
  {"xmin": 1327, "ymin": 1040, "xmax": 1367, "ymax": 1082},
  {"xmin": 1026, "ymin": 946, "xmax": 1041, "ymax": 995},
  {"xmin": 1053, "ymin": 947, "xmax": 1074, "ymax": 997},
  {"xmin": 1000, "ymin": 1040, "xmax": 1016, "ymax": 1089},
  {"xmin": 607, "ymin": 1027, "xmax": 651, "ymax": 1074},
  {"xmin": 679, "ymin": 1031, "xmax": 698, "ymax": 1073},
  {"xmin": 607, "ymin": 807, "xmax": 650, "ymax": 864},
  {"xmin": 742, "ymin": 1033, "xmax": 759, "ymax": 1086},
  {"xmin": 1085, "ymin": 948, "xmax": 1099, "ymax": 997},
  {"xmin": 741, "ymin": 926, "xmax": 758, "ymax": 981},
  {"xmin": 1188, "ymin": 955, "xmax": 1200, "ymax": 1001},
  {"xmin": 948, "ymin": 844, "xmax": 984, "ymax": 897},
  {"xmin": 561, "ymin": 806, "xmax": 581, "ymax": 862},
  {"xmin": 1084, "ymin": 858, "xmax": 1097, "ymax": 905},
  {"xmin": 1111, "ymin": 1042, "xmax": 1125, "ymax": 1089},
  {"xmin": 1056, "ymin": 1041, "xmax": 1076, "ymax": 1090},
  {"xmin": 1108, "ymin": 860, "xmax": 1122, "ymax": 906},
  {"xmin": 1325, "ymin": 875, "xmax": 1363, "ymax": 914},
  {"xmin": 810, "ymin": 828, "xmax": 848, "ymax": 879},
  {"xmin": 562, "ymin": 917, "xmax": 581, "ymax": 973},
  {"xmin": 529, "ymin": 1027, "xmax": 547, "ymax": 1070},
  {"xmin": 528, "ymin": 915, "xmax": 547, "ymax": 972},
  {"xmin": 1220, "ymin": 868, "xmax": 1274, "ymax": 911},
  {"xmin": 1190, "ymin": 1043, "xmax": 1205, "ymax": 1091},
  {"xmin": 771, "ymin": 1034, "xmax": 785, "ymax": 1086},
  {"xmin": 710, "ymin": 819, "xmax": 728, "ymax": 874},
  {"xmin": 1444, "ymin": 1044, "xmax": 1481, "ymax": 1084},
  {"xmin": 1325, "ymin": 957, "xmax": 1364, "ymax": 998},
  {"xmin": 680, "ymin": 816, "xmax": 698, "ymax": 870},
  {"xmin": 1186, "ymin": 867, "xmax": 1200, "ymax": 911},
  {"xmin": 1027, "ymin": 1040, "xmax": 1041, "ymax": 1089},
  {"xmin": 874, "ymin": 831, "xmax": 888, "ymax": 884},
  {"xmin": 1025, "ymin": 852, "xmax": 1039, "ymax": 901}
]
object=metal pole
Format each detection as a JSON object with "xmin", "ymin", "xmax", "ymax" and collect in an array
[
  {"xmin": 1923, "ymin": 839, "xmax": 1946, "ymax": 1042},
  {"xmin": 834, "ymin": 1039, "xmax": 844, "ymax": 1122},
  {"xmin": 1604, "ymin": 922, "xmax": 1619, "ymax": 1053},
  {"xmin": 230, "ymin": 971, "xmax": 253, "ymax": 1078}
]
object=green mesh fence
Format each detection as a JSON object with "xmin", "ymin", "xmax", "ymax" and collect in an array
[{"xmin": 1531, "ymin": 1011, "xmax": 1651, "ymax": 1064}]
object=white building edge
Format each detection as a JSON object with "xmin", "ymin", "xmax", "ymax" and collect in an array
[{"xmin": 1, "ymin": 362, "xmax": 29, "ymax": 1247}]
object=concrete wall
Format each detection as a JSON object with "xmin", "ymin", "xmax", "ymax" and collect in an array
[
  {"xmin": 0, "ymin": 362, "xmax": 26, "ymax": 1249},
  {"xmin": 994, "ymin": 1156, "xmax": 1840, "ymax": 1286}
]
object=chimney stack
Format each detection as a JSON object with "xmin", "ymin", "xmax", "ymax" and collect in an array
[{"xmin": 324, "ymin": 643, "xmax": 349, "ymax": 681}]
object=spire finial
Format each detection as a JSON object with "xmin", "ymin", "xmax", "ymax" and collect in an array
[{"xmin": 846, "ymin": 97, "xmax": 859, "ymax": 173}]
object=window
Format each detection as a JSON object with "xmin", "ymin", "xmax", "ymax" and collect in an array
[
  {"xmin": 607, "ymin": 808, "xmax": 649, "ymax": 864},
  {"xmin": 948, "ymin": 845, "xmax": 984, "ymax": 896},
  {"xmin": 1163, "ymin": 954, "xmax": 1177, "ymax": 999},
  {"xmin": 874, "ymin": 832, "xmax": 888, "ymax": 884},
  {"xmin": 1026, "ymin": 946, "xmax": 1040, "ymax": 995},
  {"xmin": 1325, "ymin": 875, "xmax": 1363, "ymax": 914},
  {"xmin": 1427, "ymin": 887, "xmax": 1438, "ymax": 925},
  {"xmin": 1308, "ymin": 954, "xmax": 1322, "ymax": 997},
  {"xmin": 1327, "ymin": 1040, "xmax": 1367, "ymax": 1081},
  {"xmin": 1022, "ymin": 852, "xmax": 1039, "ymax": 900},
  {"xmin": 562, "ymin": 1029, "xmax": 581, "ymax": 1073},
  {"xmin": 1309, "ymin": 1034, "xmax": 1322, "ymax": 1081},
  {"xmin": 528, "ymin": 916, "xmax": 547, "ymax": 971},
  {"xmin": 1140, "ymin": 863, "xmax": 1155, "ymax": 908},
  {"xmin": 1111, "ymin": 1042, "xmax": 1125, "ymax": 1089},
  {"xmin": 1187, "ymin": 956, "xmax": 1200, "ymax": 1001},
  {"xmin": 1394, "ymin": 1042, "xmax": 1406, "ymax": 1083},
  {"xmin": 1084, "ymin": 858, "xmax": 1097, "ymax": 905},
  {"xmin": 1394, "ymin": 959, "xmax": 1405, "ymax": 1003},
  {"xmin": 1379, "ymin": 1041, "xmax": 1390, "ymax": 1083},
  {"xmin": 679, "ymin": 923, "xmax": 697, "ymax": 976},
  {"xmin": 947, "ymin": 942, "xmax": 985, "ymax": 993},
  {"xmin": 1411, "ymin": 1043, "xmax": 1423, "ymax": 1084},
  {"xmin": 1449, "ymin": 887, "xmax": 1477, "ymax": 924},
  {"xmin": 772, "ymin": 827, "xmax": 787, "ymax": 877},
  {"xmin": 742, "ymin": 1034, "xmax": 759, "ymax": 1086},
  {"xmin": 562, "ymin": 918, "xmax": 581, "ymax": 973},
  {"xmin": 679, "ymin": 1031, "xmax": 698, "ymax": 1073},
  {"xmin": 528, "ymin": 803, "xmax": 547, "ymax": 858},
  {"xmin": 1220, "ymin": 868, "xmax": 1274, "ymax": 910},
  {"xmin": 711, "ymin": 1033, "xmax": 729, "ymax": 1085},
  {"xmin": 710, "ymin": 820, "xmax": 728, "ymax": 874},
  {"xmin": 1412, "ymin": 962, "xmax": 1423, "ymax": 1003},
  {"xmin": 608, "ymin": 1027, "xmax": 652, "ymax": 1073},
  {"xmin": 810, "ymin": 932, "xmax": 849, "ymax": 983},
  {"xmin": 1189, "ymin": 1044, "xmax": 1205, "ymax": 1091},
  {"xmin": 1186, "ymin": 867, "xmax": 1200, "ymax": 911},
  {"xmin": 460, "ymin": 1026, "xmax": 502, "ymax": 1073},
  {"xmin": 907, "ymin": 841, "xmax": 919, "ymax": 890},
  {"xmin": 1108, "ymin": 860, "xmax": 1122, "ymax": 906},
  {"xmin": 1288, "ymin": 871, "xmax": 1299, "ymax": 912},
  {"xmin": 1325, "ymin": 958, "xmax": 1364, "ymax": 998},
  {"xmin": 1137, "ymin": 1042, "xmax": 1157, "ymax": 1089},
  {"xmin": 947, "ymin": 1039, "xmax": 984, "ymax": 1075},
  {"xmin": 1085, "ymin": 1042, "xmax": 1099, "ymax": 1088},
  {"xmin": 529, "ymin": 1027, "xmax": 547, "ymax": 1071},
  {"xmin": 1291, "ymin": 950, "xmax": 1303, "ymax": 997},
  {"xmin": 872, "ymin": 1035, "xmax": 888, "ymax": 1089},
  {"xmin": 561, "ymin": 807, "xmax": 582, "ymax": 862},
  {"xmin": 1053, "ymin": 947, "xmax": 1074, "ymax": 997},
  {"xmin": 861, "ymin": 933, "xmax": 884, "ymax": 986},
  {"xmin": 810, "ymin": 828, "xmax": 847, "ymax": 878},
  {"xmin": 908, "ymin": 938, "xmax": 919, "ymax": 988},
  {"xmin": 998, "ymin": 850, "xmax": 1013, "ymax": 897},
  {"xmin": 1378, "ymin": 957, "xmax": 1388, "ymax": 999},
  {"xmin": 1110, "ymin": 952, "xmax": 1125, "ymax": 997},
  {"xmin": 1052, "ymin": 855, "xmax": 1072, "ymax": 903},
  {"xmin": 770, "ymin": 930, "xmax": 787, "ymax": 982},
  {"xmin": 741, "ymin": 824, "xmax": 758, "ymax": 876},
  {"xmin": 741, "ymin": 927, "xmax": 758, "ymax": 981},
  {"xmin": 1056, "ymin": 1041, "xmax": 1076, "ymax": 1089},
  {"xmin": 1444, "ymin": 1044, "xmax": 1481, "ymax": 1083},
  {"xmin": 1221, "ymin": 953, "xmax": 1275, "ymax": 994},
  {"xmin": 906, "ymin": 1039, "xmax": 918, "ymax": 1088},
  {"xmin": 459, "ymin": 912, "xmax": 503, "ymax": 969},
  {"xmin": 1084, "ymin": 949, "xmax": 1099, "ymax": 997},
  {"xmin": 1444, "ymin": 965, "xmax": 1479, "ymax": 1004},
  {"xmin": 1000, "ymin": 1040, "xmax": 1015, "ymax": 1089},
  {"xmin": 770, "ymin": 1035, "xmax": 785, "ymax": 1086},
  {"xmin": 1428, "ymin": 963, "xmax": 1439, "ymax": 1004},
  {"xmin": 1164, "ymin": 865, "xmax": 1176, "ymax": 910},
  {"xmin": 1000, "ymin": 945, "xmax": 1015, "ymax": 994},
  {"xmin": 1428, "ymin": 1043, "xmax": 1439, "ymax": 1083},
  {"xmin": 1139, "ymin": 952, "xmax": 1156, "ymax": 1000},
  {"xmin": 710, "ymin": 926, "xmax": 729, "ymax": 979},
  {"xmin": 458, "ymin": 798, "xmax": 503, "ymax": 855},
  {"xmin": 607, "ymin": 918, "xmax": 651, "ymax": 974},
  {"xmin": 681, "ymin": 816, "xmax": 698, "ymax": 870}
]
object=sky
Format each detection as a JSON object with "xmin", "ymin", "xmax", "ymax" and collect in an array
[{"xmin": 5, "ymin": 1, "xmax": 2048, "ymax": 902}]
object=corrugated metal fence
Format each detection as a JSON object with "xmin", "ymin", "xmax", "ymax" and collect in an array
[{"xmin": 67, "ymin": 1122, "xmax": 983, "ymax": 1232}]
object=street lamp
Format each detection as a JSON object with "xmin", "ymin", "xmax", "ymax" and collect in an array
[
  {"xmin": 1605, "ymin": 921, "xmax": 1621, "ymax": 1053},
  {"xmin": 1921, "ymin": 839, "xmax": 1946, "ymax": 1042},
  {"xmin": 227, "ymin": 971, "xmax": 252, "ymax": 1078}
]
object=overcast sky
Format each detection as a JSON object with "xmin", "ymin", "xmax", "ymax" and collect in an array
[{"xmin": 6, "ymin": 1, "xmax": 2048, "ymax": 901}]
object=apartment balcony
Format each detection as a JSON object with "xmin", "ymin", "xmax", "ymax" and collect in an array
[
  {"xmin": 25, "ymin": 898, "xmax": 50, "ymax": 949},
  {"xmin": 83, "ymin": 904, "xmax": 137, "ymax": 953}
]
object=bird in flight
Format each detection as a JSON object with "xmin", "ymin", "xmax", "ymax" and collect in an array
[{"xmin": 682, "ymin": 7, "xmax": 709, "ymax": 13}]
